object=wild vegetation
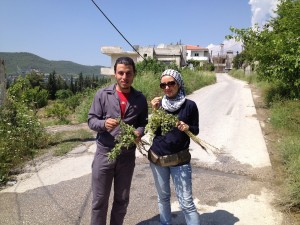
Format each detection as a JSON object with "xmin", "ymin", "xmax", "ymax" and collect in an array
[
  {"xmin": 228, "ymin": 0, "xmax": 300, "ymax": 210},
  {"xmin": 0, "ymin": 58, "xmax": 215, "ymax": 184}
]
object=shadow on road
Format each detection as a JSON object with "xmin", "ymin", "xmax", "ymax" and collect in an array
[{"xmin": 136, "ymin": 209, "xmax": 239, "ymax": 225}]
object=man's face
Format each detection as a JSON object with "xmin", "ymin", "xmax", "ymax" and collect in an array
[{"xmin": 115, "ymin": 64, "xmax": 135, "ymax": 93}]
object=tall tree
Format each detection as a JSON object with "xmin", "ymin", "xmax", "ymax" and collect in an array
[
  {"xmin": 70, "ymin": 75, "xmax": 76, "ymax": 93},
  {"xmin": 227, "ymin": 0, "xmax": 300, "ymax": 98},
  {"xmin": 47, "ymin": 70, "xmax": 57, "ymax": 100},
  {"xmin": 78, "ymin": 72, "xmax": 84, "ymax": 92}
]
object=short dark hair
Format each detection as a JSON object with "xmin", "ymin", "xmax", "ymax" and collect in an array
[{"xmin": 114, "ymin": 57, "xmax": 136, "ymax": 74}]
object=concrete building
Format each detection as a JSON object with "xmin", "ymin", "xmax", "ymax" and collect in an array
[
  {"xmin": 100, "ymin": 44, "xmax": 187, "ymax": 76},
  {"xmin": 100, "ymin": 46, "xmax": 138, "ymax": 77},
  {"xmin": 212, "ymin": 50, "xmax": 235, "ymax": 73},
  {"xmin": 136, "ymin": 44, "xmax": 187, "ymax": 67}
]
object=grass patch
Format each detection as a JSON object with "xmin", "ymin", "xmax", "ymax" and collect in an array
[
  {"xmin": 270, "ymin": 100, "xmax": 300, "ymax": 209},
  {"xmin": 48, "ymin": 129, "xmax": 95, "ymax": 156},
  {"xmin": 229, "ymin": 69, "xmax": 257, "ymax": 84}
]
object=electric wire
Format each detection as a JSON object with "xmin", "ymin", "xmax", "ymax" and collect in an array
[{"xmin": 90, "ymin": 0, "xmax": 146, "ymax": 61}]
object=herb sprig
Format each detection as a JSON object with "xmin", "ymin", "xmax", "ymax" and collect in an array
[
  {"xmin": 146, "ymin": 108, "xmax": 221, "ymax": 154},
  {"xmin": 107, "ymin": 118, "xmax": 149, "ymax": 161}
]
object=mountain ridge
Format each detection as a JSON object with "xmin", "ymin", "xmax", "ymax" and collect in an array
[{"xmin": 0, "ymin": 52, "xmax": 103, "ymax": 76}]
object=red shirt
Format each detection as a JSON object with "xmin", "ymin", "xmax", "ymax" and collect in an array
[{"xmin": 117, "ymin": 90, "xmax": 129, "ymax": 118}]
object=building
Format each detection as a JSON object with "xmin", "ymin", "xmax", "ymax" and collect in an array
[
  {"xmin": 136, "ymin": 44, "xmax": 186, "ymax": 67},
  {"xmin": 212, "ymin": 50, "xmax": 235, "ymax": 73},
  {"xmin": 100, "ymin": 46, "xmax": 138, "ymax": 77},
  {"xmin": 186, "ymin": 45, "xmax": 210, "ymax": 65},
  {"xmin": 100, "ymin": 44, "xmax": 187, "ymax": 76}
]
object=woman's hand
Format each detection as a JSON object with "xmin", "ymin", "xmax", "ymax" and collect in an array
[
  {"xmin": 177, "ymin": 121, "xmax": 189, "ymax": 132},
  {"xmin": 133, "ymin": 130, "xmax": 142, "ymax": 144},
  {"xmin": 151, "ymin": 96, "xmax": 162, "ymax": 110},
  {"xmin": 105, "ymin": 118, "xmax": 119, "ymax": 131}
]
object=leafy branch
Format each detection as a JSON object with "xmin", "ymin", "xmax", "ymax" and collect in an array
[
  {"xmin": 146, "ymin": 108, "xmax": 221, "ymax": 155},
  {"xmin": 107, "ymin": 118, "xmax": 149, "ymax": 161}
]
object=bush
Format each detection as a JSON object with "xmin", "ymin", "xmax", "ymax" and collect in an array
[
  {"xmin": 7, "ymin": 76, "xmax": 49, "ymax": 110},
  {"xmin": 181, "ymin": 69, "xmax": 216, "ymax": 95},
  {"xmin": 0, "ymin": 98, "xmax": 48, "ymax": 183},
  {"xmin": 55, "ymin": 89, "xmax": 73, "ymax": 100},
  {"xmin": 263, "ymin": 82, "xmax": 292, "ymax": 107},
  {"xmin": 136, "ymin": 57, "xmax": 168, "ymax": 75},
  {"xmin": 64, "ymin": 94, "xmax": 82, "ymax": 112},
  {"xmin": 270, "ymin": 100, "xmax": 300, "ymax": 208},
  {"xmin": 45, "ymin": 102, "xmax": 71, "ymax": 123}
]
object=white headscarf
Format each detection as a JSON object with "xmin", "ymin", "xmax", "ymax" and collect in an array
[{"xmin": 161, "ymin": 69, "xmax": 186, "ymax": 112}]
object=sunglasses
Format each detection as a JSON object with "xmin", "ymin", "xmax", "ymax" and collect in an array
[{"xmin": 160, "ymin": 81, "xmax": 177, "ymax": 89}]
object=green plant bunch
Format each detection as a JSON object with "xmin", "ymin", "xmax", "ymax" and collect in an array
[
  {"xmin": 146, "ymin": 107, "xmax": 221, "ymax": 154},
  {"xmin": 145, "ymin": 107, "xmax": 178, "ymax": 142},
  {"xmin": 107, "ymin": 119, "xmax": 149, "ymax": 161}
]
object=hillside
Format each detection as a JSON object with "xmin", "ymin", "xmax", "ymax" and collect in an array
[{"xmin": 0, "ymin": 52, "xmax": 102, "ymax": 76}]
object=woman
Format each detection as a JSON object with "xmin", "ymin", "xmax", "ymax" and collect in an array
[{"xmin": 149, "ymin": 69, "xmax": 200, "ymax": 225}]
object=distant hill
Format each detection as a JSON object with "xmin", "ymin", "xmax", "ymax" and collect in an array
[{"xmin": 0, "ymin": 52, "xmax": 103, "ymax": 76}]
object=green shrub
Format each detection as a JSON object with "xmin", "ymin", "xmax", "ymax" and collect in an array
[
  {"xmin": 263, "ymin": 82, "xmax": 295, "ymax": 107},
  {"xmin": 181, "ymin": 69, "xmax": 216, "ymax": 95},
  {"xmin": 270, "ymin": 100, "xmax": 300, "ymax": 134},
  {"xmin": 64, "ymin": 94, "xmax": 82, "ymax": 112},
  {"xmin": 55, "ymin": 89, "xmax": 73, "ymax": 100},
  {"xmin": 45, "ymin": 102, "xmax": 71, "ymax": 123},
  {"xmin": 270, "ymin": 100, "xmax": 300, "ymax": 208},
  {"xmin": 7, "ymin": 76, "xmax": 48, "ymax": 110},
  {"xmin": 133, "ymin": 71, "xmax": 161, "ymax": 101},
  {"xmin": 0, "ymin": 98, "xmax": 48, "ymax": 183}
]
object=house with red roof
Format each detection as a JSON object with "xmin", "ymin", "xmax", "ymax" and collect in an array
[{"xmin": 186, "ymin": 45, "xmax": 210, "ymax": 65}]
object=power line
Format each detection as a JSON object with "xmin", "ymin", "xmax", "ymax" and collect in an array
[{"xmin": 90, "ymin": 0, "xmax": 146, "ymax": 61}]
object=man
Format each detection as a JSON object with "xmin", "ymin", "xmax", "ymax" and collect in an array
[{"xmin": 88, "ymin": 57, "xmax": 148, "ymax": 225}]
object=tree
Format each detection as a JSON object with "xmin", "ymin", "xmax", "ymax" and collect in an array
[
  {"xmin": 227, "ymin": 0, "xmax": 300, "ymax": 99},
  {"xmin": 47, "ymin": 70, "xmax": 57, "ymax": 100},
  {"xmin": 78, "ymin": 72, "xmax": 84, "ymax": 92},
  {"xmin": 136, "ymin": 57, "xmax": 167, "ymax": 75},
  {"xmin": 27, "ymin": 71, "xmax": 45, "ymax": 88},
  {"xmin": 70, "ymin": 76, "xmax": 76, "ymax": 93},
  {"xmin": 7, "ymin": 76, "xmax": 48, "ymax": 110}
]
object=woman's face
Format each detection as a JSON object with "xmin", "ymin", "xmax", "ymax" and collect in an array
[{"xmin": 160, "ymin": 75, "xmax": 179, "ymax": 99}]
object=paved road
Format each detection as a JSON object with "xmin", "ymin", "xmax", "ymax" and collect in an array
[{"xmin": 0, "ymin": 74, "xmax": 285, "ymax": 225}]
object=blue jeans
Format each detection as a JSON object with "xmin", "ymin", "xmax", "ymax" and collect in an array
[{"xmin": 150, "ymin": 162, "xmax": 200, "ymax": 225}]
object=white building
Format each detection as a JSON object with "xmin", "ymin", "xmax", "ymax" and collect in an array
[{"xmin": 186, "ymin": 45, "xmax": 210, "ymax": 65}]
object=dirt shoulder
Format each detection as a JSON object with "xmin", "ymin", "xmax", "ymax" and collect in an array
[{"xmin": 250, "ymin": 84, "xmax": 300, "ymax": 224}]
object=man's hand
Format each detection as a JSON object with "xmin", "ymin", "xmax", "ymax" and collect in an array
[{"xmin": 105, "ymin": 118, "xmax": 119, "ymax": 131}]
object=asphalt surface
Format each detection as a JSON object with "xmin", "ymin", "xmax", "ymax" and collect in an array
[{"xmin": 0, "ymin": 74, "xmax": 287, "ymax": 225}]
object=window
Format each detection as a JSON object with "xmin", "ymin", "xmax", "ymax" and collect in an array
[
  {"xmin": 143, "ymin": 53, "xmax": 147, "ymax": 57},
  {"xmin": 194, "ymin": 53, "xmax": 199, "ymax": 57}
]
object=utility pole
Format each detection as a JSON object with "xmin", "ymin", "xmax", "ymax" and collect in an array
[
  {"xmin": 0, "ymin": 58, "xmax": 6, "ymax": 107},
  {"xmin": 219, "ymin": 43, "xmax": 224, "ymax": 73}
]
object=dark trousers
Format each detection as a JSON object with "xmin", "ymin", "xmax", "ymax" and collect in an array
[{"xmin": 90, "ymin": 150, "xmax": 135, "ymax": 225}]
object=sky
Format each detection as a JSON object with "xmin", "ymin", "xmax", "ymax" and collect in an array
[{"xmin": 0, "ymin": 0, "xmax": 279, "ymax": 67}]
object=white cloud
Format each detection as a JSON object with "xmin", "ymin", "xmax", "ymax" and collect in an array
[
  {"xmin": 207, "ymin": 1, "xmax": 279, "ymax": 55},
  {"xmin": 249, "ymin": 0, "xmax": 279, "ymax": 27},
  {"xmin": 207, "ymin": 39, "xmax": 243, "ymax": 56}
]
